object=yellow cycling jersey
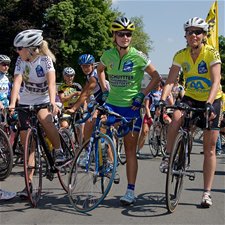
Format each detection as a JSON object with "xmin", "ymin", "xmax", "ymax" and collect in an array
[
  {"xmin": 173, "ymin": 44, "xmax": 222, "ymax": 101},
  {"xmin": 58, "ymin": 83, "xmax": 82, "ymax": 108}
]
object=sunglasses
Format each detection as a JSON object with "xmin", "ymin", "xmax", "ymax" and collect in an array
[
  {"xmin": 116, "ymin": 32, "xmax": 132, "ymax": 38},
  {"xmin": 0, "ymin": 63, "xmax": 10, "ymax": 67},
  {"xmin": 186, "ymin": 30, "xmax": 203, "ymax": 36},
  {"xmin": 16, "ymin": 47, "xmax": 23, "ymax": 51}
]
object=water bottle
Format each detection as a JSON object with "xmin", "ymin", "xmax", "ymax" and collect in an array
[{"xmin": 45, "ymin": 136, "xmax": 53, "ymax": 151}]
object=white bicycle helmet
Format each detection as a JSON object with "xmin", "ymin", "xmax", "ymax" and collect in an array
[
  {"xmin": 0, "ymin": 55, "xmax": 11, "ymax": 64},
  {"xmin": 14, "ymin": 29, "xmax": 43, "ymax": 47},
  {"xmin": 184, "ymin": 17, "xmax": 208, "ymax": 32},
  {"xmin": 63, "ymin": 67, "xmax": 75, "ymax": 75},
  {"xmin": 111, "ymin": 17, "xmax": 135, "ymax": 32}
]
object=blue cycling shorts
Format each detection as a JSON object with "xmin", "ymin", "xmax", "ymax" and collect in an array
[{"xmin": 105, "ymin": 103, "xmax": 142, "ymax": 132}]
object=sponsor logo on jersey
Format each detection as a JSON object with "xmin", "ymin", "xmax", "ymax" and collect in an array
[
  {"xmin": 181, "ymin": 62, "xmax": 190, "ymax": 73},
  {"xmin": 123, "ymin": 60, "xmax": 133, "ymax": 72},
  {"xmin": 36, "ymin": 65, "xmax": 45, "ymax": 77},
  {"xmin": 198, "ymin": 60, "xmax": 208, "ymax": 74}
]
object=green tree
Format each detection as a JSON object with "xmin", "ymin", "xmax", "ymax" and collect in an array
[
  {"xmin": 131, "ymin": 16, "xmax": 153, "ymax": 55},
  {"xmin": 45, "ymin": 0, "xmax": 118, "ymax": 83},
  {"xmin": 0, "ymin": 0, "xmax": 153, "ymax": 84},
  {"xmin": 0, "ymin": 0, "xmax": 59, "ymax": 65}
]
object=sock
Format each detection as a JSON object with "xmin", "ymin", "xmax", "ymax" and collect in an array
[
  {"xmin": 127, "ymin": 184, "xmax": 135, "ymax": 191},
  {"xmin": 204, "ymin": 190, "xmax": 211, "ymax": 195}
]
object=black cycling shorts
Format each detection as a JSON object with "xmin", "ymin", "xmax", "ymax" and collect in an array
[{"xmin": 181, "ymin": 96, "xmax": 222, "ymax": 130}]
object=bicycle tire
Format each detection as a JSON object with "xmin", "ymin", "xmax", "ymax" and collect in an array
[
  {"xmin": 68, "ymin": 132, "xmax": 117, "ymax": 213},
  {"xmin": 117, "ymin": 137, "xmax": 126, "ymax": 165},
  {"xmin": 24, "ymin": 128, "xmax": 42, "ymax": 207},
  {"xmin": 57, "ymin": 127, "xmax": 76, "ymax": 192},
  {"xmin": 148, "ymin": 125, "xmax": 159, "ymax": 157},
  {"xmin": 166, "ymin": 132, "xmax": 185, "ymax": 213},
  {"xmin": 0, "ymin": 128, "xmax": 13, "ymax": 180}
]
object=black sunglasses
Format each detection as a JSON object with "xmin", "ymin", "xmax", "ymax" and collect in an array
[
  {"xmin": 1, "ymin": 63, "xmax": 10, "ymax": 66},
  {"xmin": 186, "ymin": 30, "xmax": 203, "ymax": 36},
  {"xmin": 16, "ymin": 47, "xmax": 23, "ymax": 51},
  {"xmin": 116, "ymin": 32, "xmax": 132, "ymax": 38}
]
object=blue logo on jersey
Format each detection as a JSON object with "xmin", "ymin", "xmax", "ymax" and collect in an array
[
  {"xmin": 186, "ymin": 76, "xmax": 211, "ymax": 90},
  {"xmin": 36, "ymin": 65, "xmax": 45, "ymax": 77},
  {"xmin": 123, "ymin": 60, "xmax": 133, "ymax": 72},
  {"xmin": 198, "ymin": 60, "xmax": 208, "ymax": 74}
]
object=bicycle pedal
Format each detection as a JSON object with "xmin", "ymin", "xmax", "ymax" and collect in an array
[{"xmin": 187, "ymin": 172, "xmax": 195, "ymax": 181}]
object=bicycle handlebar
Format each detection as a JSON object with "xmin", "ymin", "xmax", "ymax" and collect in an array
[{"xmin": 160, "ymin": 102, "xmax": 209, "ymax": 129}]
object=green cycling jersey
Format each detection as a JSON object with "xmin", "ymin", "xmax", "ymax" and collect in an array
[{"xmin": 100, "ymin": 47, "xmax": 150, "ymax": 107}]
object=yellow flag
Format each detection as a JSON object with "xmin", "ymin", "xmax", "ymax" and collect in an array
[{"xmin": 206, "ymin": 0, "xmax": 219, "ymax": 50}]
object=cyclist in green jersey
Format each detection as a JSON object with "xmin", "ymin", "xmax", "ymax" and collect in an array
[
  {"xmin": 159, "ymin": 17, "xmax": 222, "ymax": 208},
  {"xmin": 98, "ymin": 17, "xmax": 161, "ymax": 205}
]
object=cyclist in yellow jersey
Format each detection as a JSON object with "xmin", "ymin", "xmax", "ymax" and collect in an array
[
  {"xmin": 159, "ymin": 17, "xmax": 222, "ymax": 208},
  {"xmin": 58, "ymin": 67, "xmax": 82, "ymax": 128}
]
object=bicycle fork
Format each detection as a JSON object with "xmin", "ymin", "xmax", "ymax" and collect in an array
[{"xmin": 172, "ymin": 133, "xmax": 195, "ymax": 181}]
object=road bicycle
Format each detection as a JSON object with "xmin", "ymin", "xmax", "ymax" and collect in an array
[
  {"xmin": 163, "ymin": 103, "xmax": 207, "ymax": 213},
  {"xmin": 116, "ymin": 136, "xmax": 126, "ymax": 165},
  {"xmin": 0, "ymin": 108, "xmax": 24, "ymax": 180},
  {"xmin": 59, "ymin": 107, "xmax": 84, "ymax": 153},
  {"xmin": 148, "ymin": 115, "xmax": 168, "ymax": 157},
  {"xmin": 68, "ymin": 101, "xmax": 136, "ymax": 212},
  {"xmin": 0, "ymin": 109, "xmax": 13, "ymax": 180},
  {"xmin": 16, "ymin": 104, "xmax": 75, "ymax": 207}
]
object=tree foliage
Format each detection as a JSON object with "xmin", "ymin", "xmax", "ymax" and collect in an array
[
  {"xmin": 131, "ymin": 16, "xmax": 153, "ymax": 55},
  {"xmin": 0, "ymin": 0, "xmax": 153, "ymax": 84}
]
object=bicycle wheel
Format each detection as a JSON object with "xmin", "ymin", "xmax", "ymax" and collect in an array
[
  {"xmin": 117, "ymin": 137, "xmax": 126, "ymax": 165},
  {"xmin": 166, "ymin": 132, "xmax": 185, "ymax": 213},
  {"xmin": 148, "ymin": 125, "xmax": 159, "ymax": 157},
  {"xmin": 0, "ymin": 128, "xmax": 13, "ymax": 180},
  {"xmin": 68, "ymin": 132, "xmax": 117, "ymax": 213},
  {"xmin": 24, "ymin": 128, "xmax": 42, "ymax": 207},
  {"xmin": 57, "ymin": 128, "xmax": 76, "ymax": 192}
]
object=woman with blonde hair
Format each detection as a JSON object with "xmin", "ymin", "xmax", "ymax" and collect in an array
[{"xmin": 9, "ymin": 29, "xmax": 64, "ymax": 198}]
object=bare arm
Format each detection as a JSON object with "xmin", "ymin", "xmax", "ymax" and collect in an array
[
  {"xmin": 161, "ymin": 65, "xmax": 180, "ymax": 101},
  {"xmin": 9, "ymin": 74, "xmax": 22, "ymax": 107},
  {"xmin": 71, "ymin": 77, "xmax": 97, "ymax": 111},
  {"xmin": 144, "ymin": 98, "xmax": 151, "ymax": 118},
  {"xmin": 46, "ymin": 71, "xmax": 56, "ymax": 105},
  {"xmin": 97, "ymin": 62, "xmax": 107, "ymax": 91},
  {"xmin": 143, "ymin": 64, "xmax": 161, "ymax": 96},
  {"xmin": 59, "ymin": 91, "xmax": 81, "ymax": 103},
  {"xmin": 207, "ymin": 63, "xmax": 221, "ymax": 104}
]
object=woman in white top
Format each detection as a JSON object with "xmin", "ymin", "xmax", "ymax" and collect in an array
[{"xmin": 9, "ymin": 29, "xmax": 64, "ymax": 198}]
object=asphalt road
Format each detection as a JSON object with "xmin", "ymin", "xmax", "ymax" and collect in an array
[{"xmin": 1, "ymin": 139, "xmax": 225, "ymax": 225}]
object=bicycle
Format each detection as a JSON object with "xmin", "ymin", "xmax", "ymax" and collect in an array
[
  {"xmin": 148, "ymin": 113, "xmax": 170, "ymax": 158},
  {"xmin": 16, "ymin": 104, "xmax": 75, "ymax": 207},
  {"xmin": 68, "ymin": 101, "xmax": 136, "ymax": 212},
  {"xmin": 116, "ymin": 136, "xmax": 126, "ymax": 165},
  {"xmin": 0, "ymin": 109, "xmax": 13, "ymax": 180},
  {"xmin": 59, "ymin": 107, "xmax": 84, "ymax": 153},
  {"xmin": 163, "ymin": 103, "xmax": 207, "ymax": 213}
]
